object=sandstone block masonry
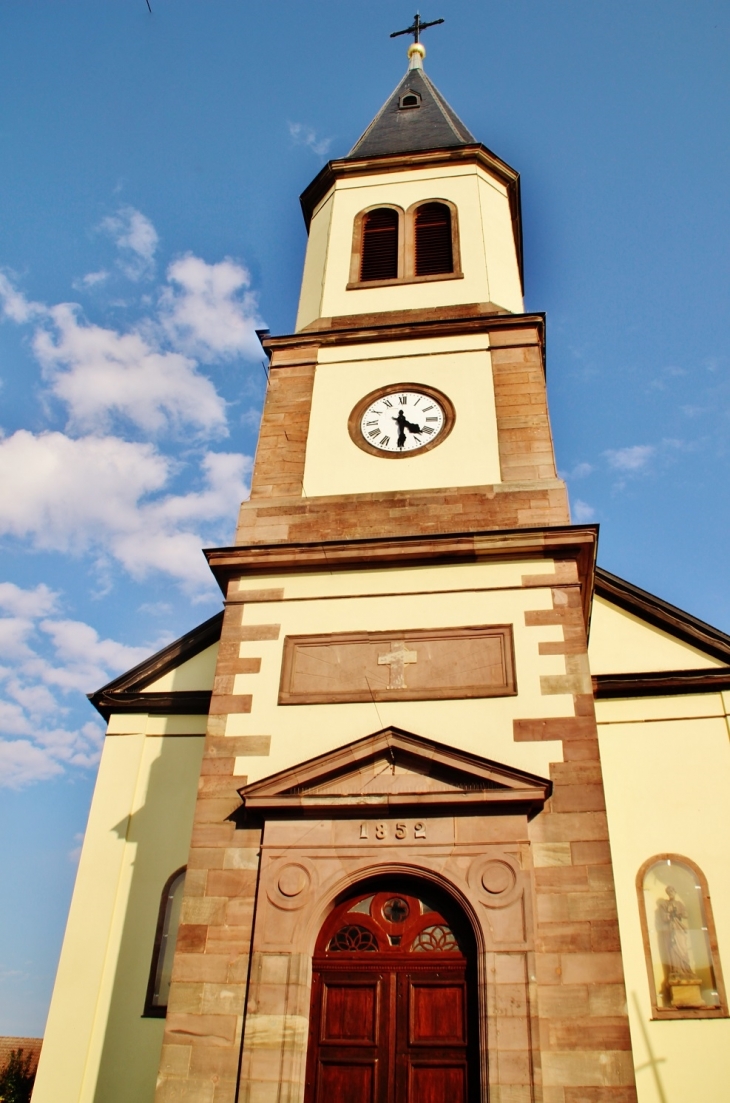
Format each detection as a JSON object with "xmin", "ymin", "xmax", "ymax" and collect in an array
[{"xmin": 238, "ymin": 311, "xmax": 570, "ymax": 546}]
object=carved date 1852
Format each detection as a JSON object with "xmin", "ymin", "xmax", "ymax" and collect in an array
[{"xmin": 359, "ymin": 822, "xmax": 426, "ymax": 841}]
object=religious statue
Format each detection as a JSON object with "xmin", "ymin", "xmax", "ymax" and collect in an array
[
  {"xmin": 659, "ymin": 886, "xmax": 693, "ymax": 975},
  {"xmin": 657, "ymin": 885, "xmax": 704, "ymax": 1008}
]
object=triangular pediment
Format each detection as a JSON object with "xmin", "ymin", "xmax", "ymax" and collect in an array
[{"xmin": 238, "ymin": 727, "xmax": 551, "ymax": 817}]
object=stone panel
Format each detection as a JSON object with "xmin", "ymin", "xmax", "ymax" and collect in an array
[{"xmin": 278, "ymin": 624, "xmax": 515, "ymax": 704}]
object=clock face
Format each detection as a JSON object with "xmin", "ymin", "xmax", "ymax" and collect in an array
[{"xmin": 359, "ymin": 389, "xmax": 446, "ymax": 454}]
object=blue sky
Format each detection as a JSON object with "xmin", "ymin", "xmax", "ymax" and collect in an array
[{"xmin": 0, "ymin": 0, "xmax": 728, "ymax": 1035}]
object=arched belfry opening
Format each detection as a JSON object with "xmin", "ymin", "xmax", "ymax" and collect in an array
[{"xmin": 305, "ymin": 879, "xmax": 479, "ymax": 1103}]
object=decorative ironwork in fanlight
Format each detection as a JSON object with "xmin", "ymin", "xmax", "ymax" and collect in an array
[
  {"xmin": 383, "ymin": 897, "xmax": 410, "ymax": 923},
  {"xmin": 321, "ymin": 890, "xmax": 463, "ymax": 955},
  {"xmin": 328, "ymin": 925, "xmax": 378, "ymax": 952},
  {"xmin": 412, "ymin": 924, "xmax": 458, "ymax": 952}
]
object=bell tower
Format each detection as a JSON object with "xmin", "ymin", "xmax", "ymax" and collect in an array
[
  {"xmin": 154, "ymin": 36, "xmax": 638, "ymax": 1103},
  {"xmin": 237, "ymin": 39, "xmax": 569, "ymax": 541}
]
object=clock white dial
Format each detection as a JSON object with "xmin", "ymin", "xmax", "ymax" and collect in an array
[{"xmin": 359, "ymin": 390, "xmax": 446, "ymax": 453}]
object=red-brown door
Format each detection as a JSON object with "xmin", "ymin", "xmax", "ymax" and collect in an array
[{"xmin": 305, "ymin": 889, "xmax": 477, "ymax": 1103}]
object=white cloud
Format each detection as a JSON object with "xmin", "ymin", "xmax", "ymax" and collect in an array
[
  {"xmin": 68, "ymin": 832, "xmax": 84, "ymax": 864},
  {"xmin": 0, "ymin": 582, "xmax": 59, "ymax": 619},
  {"xmin": 0, "ymin": 583, "xmax": 168, "ymax": 788},
  {"xmin": 0, "ymin": 431, "xmax": 249, "ymax": 588},
  {"xmin": 568, "ymin": 462, "xmax": 593, "ymax": 480},
  {"xmin": 0, "ymin": 582, "xmax": 170, "ymax": 789},
  {"xmin": 160, "ymin": 255, "xmax": 262, "ymax": 361},
  {"xmin": 0, "ymin": 722, "xmax": 105, "ymax": 789},
  {"xmin": 101, "ymin": 206, "xmax": 159, "ymax": 280},
  {"xmin": 604, "ymin": 444, "xmax": 655, "ymax": 471},
  {"xmin": 34, "ymin": 302, "xmax": 227, "ymax": 435},
  {"xmin": 77, "ymin": 270, "xmax": 109, "ymax": 289},
  {"xmin": 0, "ymin": 739, "xmax": 64, "ymax": 787},
  {"xmin": 572, "ymin": 499, "xmax": 596, "ymax": 522},
  {"xmin": 0, "ymin": 271, "xmax": 45, "ymax": 324},
  {"xmin": 37, "ymin": 618, "xmax": 152, "ymax": 692},
  {"xmin": 2, "ymin": 231, "xmax": 266, "ymax": 441},
  {"xmin": 288, "ymin": 122, "xmax": 332, "ymax": 158}
]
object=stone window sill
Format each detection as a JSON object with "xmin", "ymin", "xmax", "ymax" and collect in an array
[{"xmin": 346, "ymin": 271, "xmax": 464, "ymax": 291}]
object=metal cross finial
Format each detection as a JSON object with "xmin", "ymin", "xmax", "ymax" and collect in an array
[{"xmin": 390, "ymin": 12, "xmax": 444, "ymax": 44}]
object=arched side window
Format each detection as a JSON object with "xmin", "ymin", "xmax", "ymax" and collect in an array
[
  {"xmin": 143, "ymin": 867, "xmax": 186, "ymax": 1017},
  {"xmin": 414, "ymin": 201, "xmax": 454, "ymax": 276},
  {"xmin": 637, "ymin": 855, "xmax": 727, "ymax": 1019}
]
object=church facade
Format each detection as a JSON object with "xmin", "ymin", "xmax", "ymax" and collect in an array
[{"xmin": 32, "ymin": 42, "xmax": 730, "ymax": 1103}]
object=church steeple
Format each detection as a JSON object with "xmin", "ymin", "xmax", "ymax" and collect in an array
[
  {"xmin": 347, "ymin": 48, "xmax": 475, "ymax": 160},
  {"xmin": 295, "ymin": 49, "xmax": 524, "ymax": 331},
  {"xmin": 236, "ymin": 42, "xmax": 569, "ymax": 540}
]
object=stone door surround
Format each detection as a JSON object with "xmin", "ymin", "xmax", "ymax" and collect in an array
[{"xmin": 235, "ymin": 727, "xmax": 551, "ymax": 1103}]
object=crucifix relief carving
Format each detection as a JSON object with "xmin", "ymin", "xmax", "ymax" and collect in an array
[
  {"xmin": 278, "ymin": 625, "xmax": 516, "ymax": 704},
  {"xmin": 377, "ymin": 643, "xmax": 418, "ymax": 689}
]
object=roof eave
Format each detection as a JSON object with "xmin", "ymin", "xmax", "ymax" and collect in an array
[
  {"xmin": 87, "ymin": 611, "xmax": 223, "ymax": 718},
  {"xmin": 594, "ymin": 567, "xmax": 730, "ymax": 665}
]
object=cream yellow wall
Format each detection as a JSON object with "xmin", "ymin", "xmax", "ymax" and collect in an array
[
  {"xmin": 144, "ymin": 642, "xmax": 219, "ymax": 691},
  {"xmin": 295, "ymin": 163, "xmax": 524, "ymax": 330},
  {"xmin": 302, "ymin": 335, "xmax": 501, "ymax": 497},
  {"xmin": 598, "ymin": 695, "xmax": 730, "ymax": 1103},
  {"xmin": 226, "ymin": 560, "xmax": 572, "ymax": 785},
  {"xmin": 33, "ymin": 729, "xmax": 205, "ymax": 1103},
  {"xmin": 589, "ymin": 596, "xmax": 724, "ymax": 673},
  {"xmin": 296, "ymin": 192, "xmax": 333, "ymax": 332}
]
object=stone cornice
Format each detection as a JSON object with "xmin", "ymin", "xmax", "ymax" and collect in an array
[
  {"xmin": 260, "ymin": 309, "xmax": 545, "ymax": 368},
  {"xmin": 206, "ymin": 525, "xmax": 598, "ymax": 626}
]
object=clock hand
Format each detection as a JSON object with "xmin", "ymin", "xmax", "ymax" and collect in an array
[
  {"xmin": 393, "ymin": 408, "xmax": 424, "ymax": 448},
  {"xmin": 393, "ymin": 409, "xmax": 407, "ymax": 449}
]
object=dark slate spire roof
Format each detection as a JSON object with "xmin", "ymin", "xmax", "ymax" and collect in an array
[{"xmin": 347, "ymin": 65, "xmax": 475, "ymax": 160}]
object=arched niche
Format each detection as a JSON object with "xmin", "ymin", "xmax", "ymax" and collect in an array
[{"xmin": 636, "ymin": 854, "xmax": 727, "ymax": 1019}]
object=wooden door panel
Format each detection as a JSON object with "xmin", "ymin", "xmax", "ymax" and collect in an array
[
  {"xmin": 321, "ymin": 978, "xmax": 380, "ymax": 1044},
  {"xmin": 316, "ymin": 1060, "xmax": 377, "ymax": 1103},
  {"xmin": 408, "ymin": 980, "xmax": 466, "ymax": 1045},
  {"xmin": 307, "ymin": 889, "xmax": 477, "ymax": 1103},
  {"xmin": 408, "ymin": 1063, "xmax": 467, "ymax": 1103}
]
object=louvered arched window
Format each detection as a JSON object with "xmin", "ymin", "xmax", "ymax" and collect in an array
[
  {"xmin": 414, "ymin": 202, "xmax": 453, "ymax": 276},
  {"xmin": 360, "ymin": 207, "xmax": 400, "ymax": 282}
]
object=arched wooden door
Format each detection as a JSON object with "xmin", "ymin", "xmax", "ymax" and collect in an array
[{"xmin": 304, "ymin": 885, "xmax": 478, "ymax": 1103}]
